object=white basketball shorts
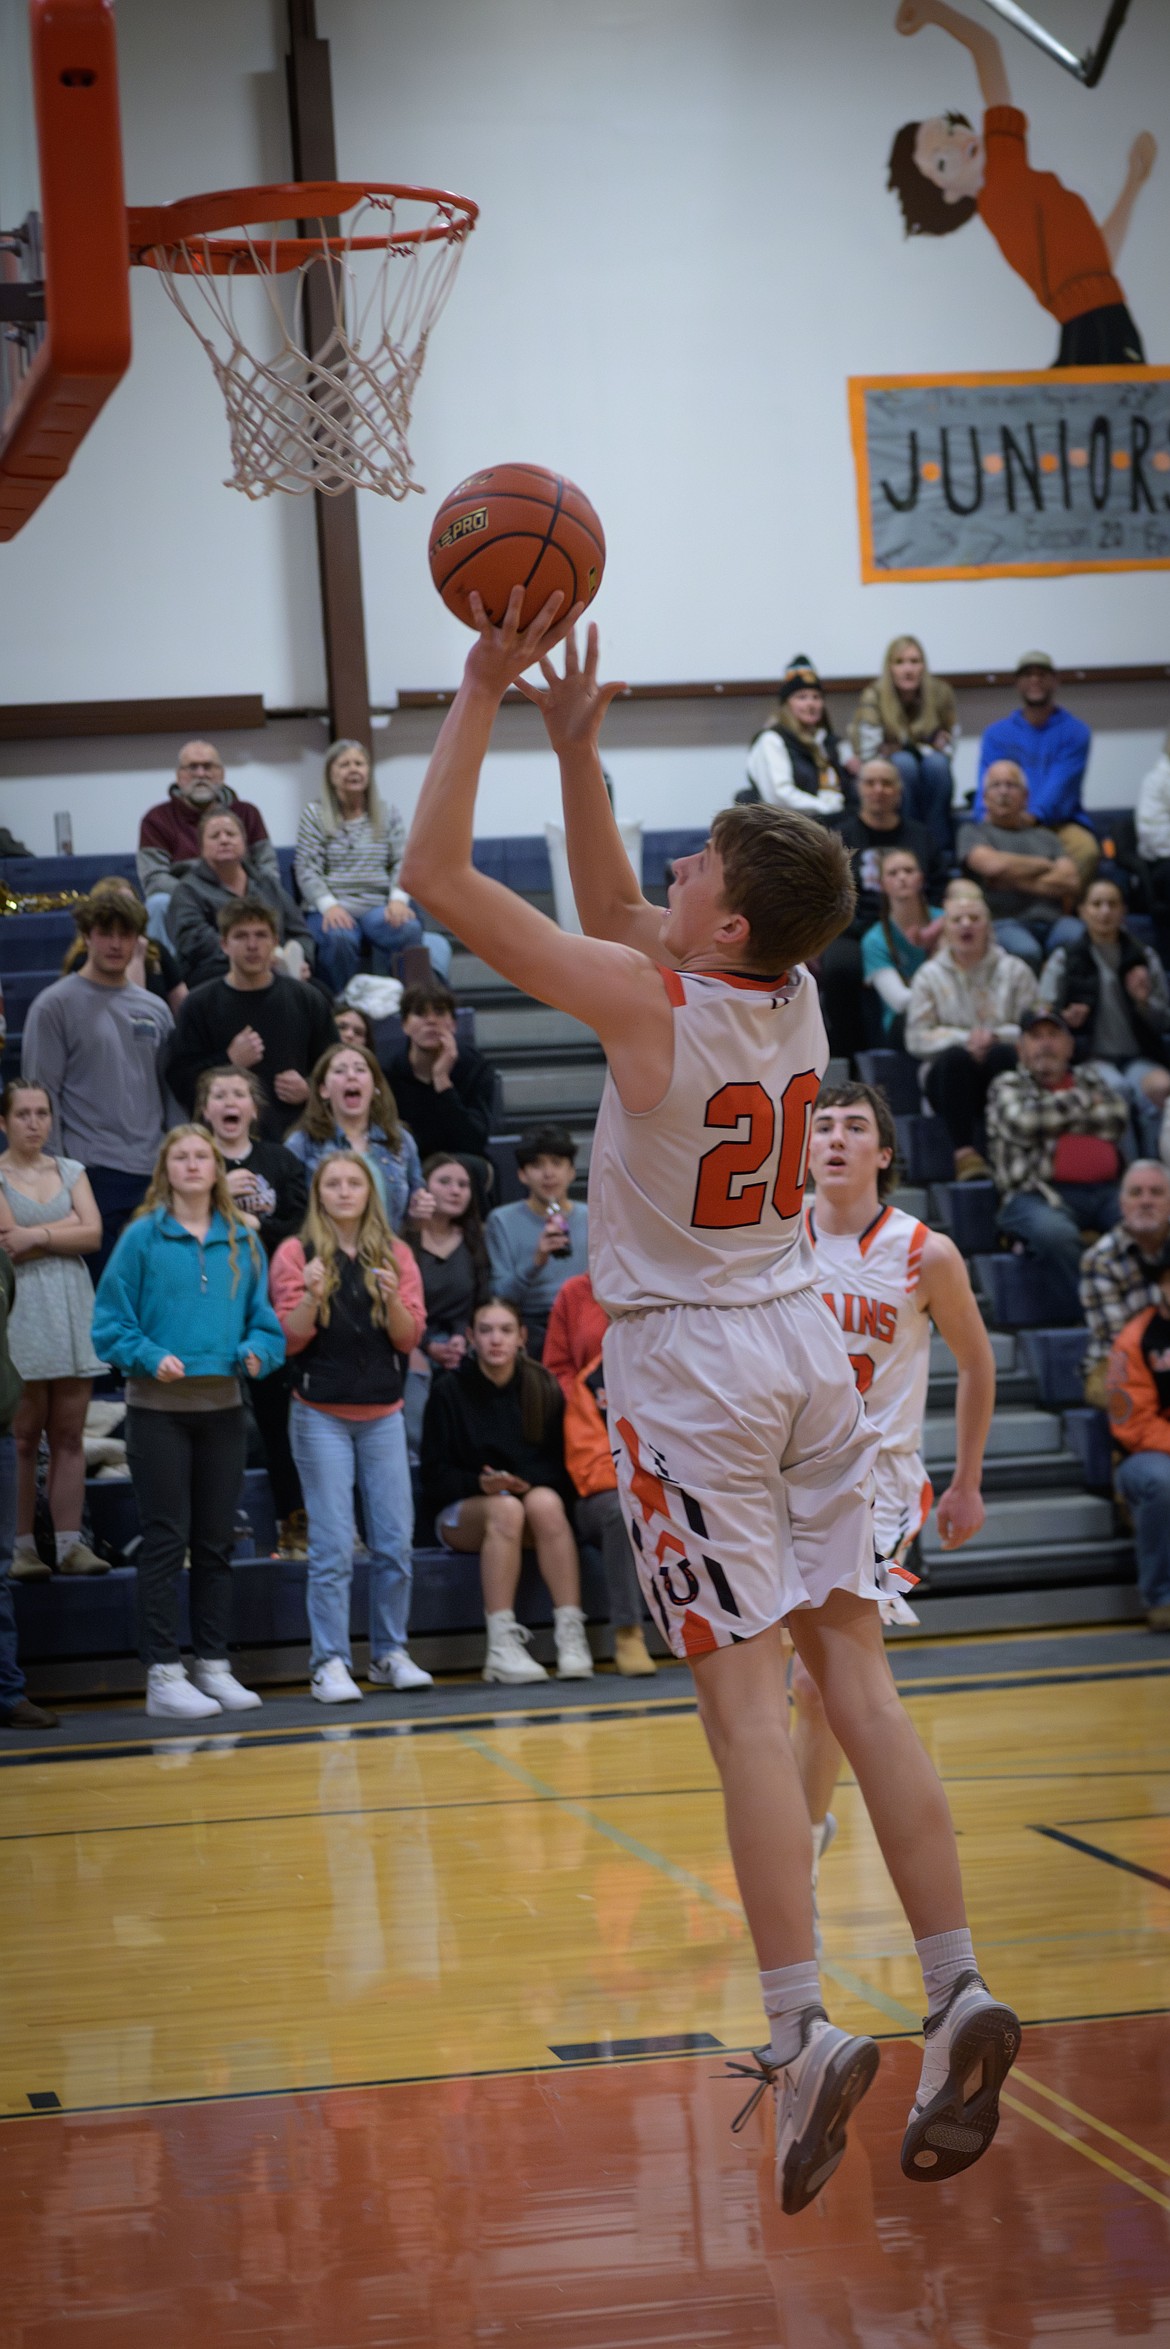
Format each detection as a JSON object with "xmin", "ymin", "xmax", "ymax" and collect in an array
[{"xmin": 603, "ymin": 1286, "xmax": 883, "ymax": 1661}]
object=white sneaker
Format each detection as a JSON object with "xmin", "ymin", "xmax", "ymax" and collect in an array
[
  {"xmin": 728, "ymin": 2010, "xmax": 879, "ymax": 2216},
  {"xmin": 902, "ymin": 1971, "xmax": 1021, "ymax": 2182},
  {"xmin": 310, "ymin": 1657, "xmax": 363, "ymax": 1704},
  {"xmin": 482, "ymin": 1611, "xmax": 547, "ymax": 1684},
  {"xmin": 191, "ymin": 1659, "xmax": 262, "ymax": 1711},
  {"xmin": 368, "ymin": 1649, "xmax": 433, "ymax": 1691},
  {"xmin": 554, "ymin": 1605, "xmax": 594, "ymax": 1680},
  {"xmin": 146, "ymin": 1663, "xmax": 222, "ymax": 1720}
]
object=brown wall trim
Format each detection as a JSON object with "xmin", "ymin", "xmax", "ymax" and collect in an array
[
  {"xmin": 0, "ymin": 696, "xmax": 267, "ymax": 742},
  {"xmin": 393, "ymin": 662, "xmax": 1170, "ymax": 712}
]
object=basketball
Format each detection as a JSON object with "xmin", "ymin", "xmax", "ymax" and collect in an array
[{"xmin": 428, "ymin": 462, "xmax": 605, "ymax": 631}]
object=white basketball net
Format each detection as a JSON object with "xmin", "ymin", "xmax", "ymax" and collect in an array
[{"xmin": 147, "ymin": 191, "xmax": 474, "ymax": 501}]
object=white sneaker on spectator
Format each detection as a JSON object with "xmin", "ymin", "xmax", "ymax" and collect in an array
[
  {"xmin": 146, "ymin": 1663, "xmax": 222, "ymax": 1720},
  {"xmin": 554, "ymin": 1605, "xmax": 594, "ymax": 1679},
  {"xmin": 482, "ymin": 1611, "xmax": 547, "ymax": 1684},
  {"xmin": 192, "ymin": 1659, "xmax": 262, "ymax": 1711},
  {"xmin": 311, "ymin": 1658, "xmax": 363, "ymax": 1704},
  {"xmin": 368, "ymin": 1649, "xmax": 433, "ymax": 1690}
]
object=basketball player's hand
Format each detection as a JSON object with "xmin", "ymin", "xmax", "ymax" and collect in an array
[
  {"xmin": 934, "ymin": 1481, "xmax": 984, "ymax": 1549},
  {"xmin": 516, "ymin": 623, "xmax": 628, "ymax": 750},
  {"xmin": 465, "ymin": 585, "xmax": 584, "ymax": 699}
]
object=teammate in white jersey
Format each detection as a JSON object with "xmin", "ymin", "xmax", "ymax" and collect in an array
[
  {"xmin": 798, "ymin": 1080, "xmax": 996, "ymax": 1874},
  {"xmin": 400, "ymin": 593, "xmax": 1020, "ymax": 2211}
]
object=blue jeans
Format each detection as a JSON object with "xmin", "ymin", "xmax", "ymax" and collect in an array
[
  {"xmin": 1114, "ymin": 1450, "xmax": 1170, "ymax": 1609},
  {"xmin": 289, "ymin": 1399, "xmax": 415, "ymax": 1670},
  {"xmin": 1091, "ymin": 1057, "xmax": 1167, "ymax": 1159},
  {"xmin": 0, "ymin": 1431, "xmax": 25, "ymax": 1710},
  {"xmin": 305, "ymin": 905, "xmax": 452, "ymax": 994},
  {"xmin": 993, "ymin": 914, "xmax": 1084, "ymax": 973},
  {"xmin": 890, "ymin": 748, "xmax": 955, "ymax": 857},
  {"xmin": 145, "ymin": 889, "xmax": 174, "ymax": 948},
  {"xmin": 998, "ymin": 1181, "xmax": 1121, "ymax": 1325}
]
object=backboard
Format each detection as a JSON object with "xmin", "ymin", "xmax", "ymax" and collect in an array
[{"xmin": 0, "ymin": 0, "xmax": 130, "ymax": 540}]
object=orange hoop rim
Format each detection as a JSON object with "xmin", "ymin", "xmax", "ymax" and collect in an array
[{"xmin": 126, "ymin": 181, "xmax": 479, "ymax": 276}]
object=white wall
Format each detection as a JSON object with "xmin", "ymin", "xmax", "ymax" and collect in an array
[{"xmin": 1, "ymin": 0, "xmax": 1167, "ymax": 845}]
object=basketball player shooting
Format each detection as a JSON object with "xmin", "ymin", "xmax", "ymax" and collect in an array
[
  {"xmin": 400, "ymin": 589, "xmax": 1020, "ymax": 2211},
  {"xmin": 797, "ymin": 1082, "xmax": 996, "ymax": 1901}
]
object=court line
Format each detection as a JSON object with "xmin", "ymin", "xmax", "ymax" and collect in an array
[
  {"xmin": 999, "ymin": 2092, "xmax": 1170, "ymax": 2213},
  {"xmin": 1030, "ymin": 1823, "xmax": 1170, "ymax": 1891},
  {"xmin": 460, "ymin": 1728, "xmax": 1170, "ymax": 2209},
  {"xmin": 1007, "ymin": 2072, "xmax": 1170, "ymax": 2179},
  {"xmin": 3, "ymin": 1653, "xmax": 1168, "ymax": 1770},
  {"xmin": 4, "ymin": 2009, "xmax": 1168, "ymax": 2130}
]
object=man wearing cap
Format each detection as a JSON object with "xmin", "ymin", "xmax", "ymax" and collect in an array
[
  {"xmin": 985, "ymin": 1006, "xmax": 1127, "ymax": 1324},
  {"xmin": 974, "ymin": 655, "xmax": 1096, "ymax": 888},
  {"xmin": 958, "ymin": 760, "xmax": 1084, "ymax": 971},
  {"xmin": 742, "ymin": 658, "xmax": 856, "ymax": 819}
]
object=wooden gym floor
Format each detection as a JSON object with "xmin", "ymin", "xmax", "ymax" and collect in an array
[{"xmin": 3, "ymin": 1624, "xmax": 1169, "ymax": 2346}]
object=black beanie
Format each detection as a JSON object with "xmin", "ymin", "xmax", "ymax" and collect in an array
[{"xmin": 777, "ymin": 656, "xmax": 822, "ymax": 705}]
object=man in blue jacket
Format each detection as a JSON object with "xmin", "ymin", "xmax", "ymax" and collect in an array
[{"xmin": 975, "ymin": 653, "xmax": 1095, "ymax": 886}]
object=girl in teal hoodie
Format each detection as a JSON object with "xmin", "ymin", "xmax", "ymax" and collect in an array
[{"xmin": 93, "ymin": 1126, "xmax": 284, "ymax": 1721}]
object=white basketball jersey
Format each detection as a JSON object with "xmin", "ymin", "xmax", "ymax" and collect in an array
[
  {"xmin": 806, "ymin": 1203, "xmax": 931, "ymax": 1454},
  {"xmin": 589, "ymin": 964, "xmax": 825, "ymax": 1317}
]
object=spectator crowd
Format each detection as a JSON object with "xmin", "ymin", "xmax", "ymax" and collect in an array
[{"xmin": 3, "ymin": 657, "xmax": 1170, "ymax": 1731}]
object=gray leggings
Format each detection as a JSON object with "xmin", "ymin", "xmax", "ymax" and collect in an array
[{"xmin": 575, "ymin": 1488, "xmax": 644, "ymax": 1629}]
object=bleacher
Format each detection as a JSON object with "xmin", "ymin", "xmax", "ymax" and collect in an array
[{"xmin": 1, "ymin": 826, "xmax": 1149, "ymax": 1698}]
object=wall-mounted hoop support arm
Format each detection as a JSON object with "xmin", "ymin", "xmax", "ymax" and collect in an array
[{"xmin": 978, "ymin": 0, "xmax": 1133, "ymax": 87}]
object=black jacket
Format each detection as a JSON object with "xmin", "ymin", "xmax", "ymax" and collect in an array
[
  {"xmin": 829, "ymin": 811, "xmax": 949, "ymax": 935},
  {"xmin": 170, "ymin": 860, "xmax": 313, "ymax": 989},
  {"xmin": 166, "ymin": 976, "xmax": 338, "ymax": 1141},
  {"xmin": 291, "ymin": 1249, "xmax": 405, "ymax": 1409},
  {"xmin": 382, "ymin": 1041, "xmax": 497, "ymax": 1160},
  {"xmin": 420, "ymin": 1354, "xmax": 572, "ymax": 1516},
  {"xmin": 1055, "ymin": 930, "xmax": 1170, "ymax": 1068}
]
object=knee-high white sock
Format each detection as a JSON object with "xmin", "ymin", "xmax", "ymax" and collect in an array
[
  {"xmin": 915, "ymin": 1927, "xmax": 977, "ymax": 2018},
  {"xmin": 760, "ymin": 1960, "xmax": 822, "ymax": 2066}
]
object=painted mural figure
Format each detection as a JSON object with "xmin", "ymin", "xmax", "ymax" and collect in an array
[{"xmin": 889, "ymin": 0, "xmax": 1156, "ymax": 365}]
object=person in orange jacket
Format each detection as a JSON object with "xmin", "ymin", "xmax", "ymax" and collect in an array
[
  {"xmin": 1105, "ymin": 1269, "xmax": 1170, "ymax": 1630},
  {"xmin": 544, "ymin": 1271, "xmax": 657, "ymax": 1675}
]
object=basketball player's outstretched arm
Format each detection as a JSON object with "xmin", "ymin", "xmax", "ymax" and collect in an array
[
  {"xmin": 896, "ymin": 0, "xmax": 1011, "ymax": 109},
  {"xmin": 399, "ymin": 589, "xmax": 675, "ymax": 1112},
  {"xmin": 916, "ymin": 1230, "xmax": 996, "ymax": 1549},
  {"xmin": 516, "ymin": 626, "xmax": 669, "ymax": 960}
]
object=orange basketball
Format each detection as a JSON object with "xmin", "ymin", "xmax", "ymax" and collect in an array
[{"xmin": 428, "ymin": 462, "xmax": 605, "ymax": 631}]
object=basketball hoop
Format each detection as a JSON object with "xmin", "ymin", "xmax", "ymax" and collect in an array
[{"xmin": 126, "ymin": 180, "xmax": 478, "ymax": 501}]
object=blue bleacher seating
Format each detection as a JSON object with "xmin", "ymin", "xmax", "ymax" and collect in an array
[
  {"xmin": 938, "ymin": 1180, "xmax": 998, "ymax": 1258},
  {"xmin": 1018, "ymin": 1326, "xmax": 1091, "ymax": 1403},
  {"xmin": 975, "ymin": 1255, "xmax": 1078, "ymax": 1329},
  {"xmin": 855, "ymin": 1049, "xmax": 921, "ymax": 1117},
  {"xmin": 894, "ymin": 1113, "xmax": 954, "ymax": 1186},
  {"xmin": 1062, "ymin": 1406, "xmax": 1114, "ymax": 1491}
]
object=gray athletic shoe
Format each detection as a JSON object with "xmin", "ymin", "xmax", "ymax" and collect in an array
[
  {"xmin": 727, "ymin": 2008, "xmax": 879, "ymax": 2215},
  {"xmin": 901, "ymin": 1970, "xmax": 1021, "ymax": 2182}
]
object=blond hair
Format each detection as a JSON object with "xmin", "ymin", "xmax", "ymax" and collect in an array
[
  {"xmin": 301, "ymin": 1151, "xmax": 400, "ymax": 1330},
  {"xmin": 875, "ymin": 635, "xmax": 953, "ymax": 746},
  {"xmin": 136, "ymin": 1124, "xmax": 261, "ymax": 1295}
]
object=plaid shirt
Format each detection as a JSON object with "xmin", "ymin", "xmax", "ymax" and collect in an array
[
  {"xmin": 1080, "ymin": 1222, "xmax": 1169, "ymax": 1368},
  {"xmin": 984, "ymin": 1065, "xmax": 1128, "ymax": 1208}
]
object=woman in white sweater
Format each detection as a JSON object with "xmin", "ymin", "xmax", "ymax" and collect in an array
[{"xmin": 906, "ymin": 884, "xmax": 1037, "ymax": 1178}]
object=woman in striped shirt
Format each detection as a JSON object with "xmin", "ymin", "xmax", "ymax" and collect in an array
[{"xmin": 294, "ymin": 741, "xmax": 451, "ymax": 994}]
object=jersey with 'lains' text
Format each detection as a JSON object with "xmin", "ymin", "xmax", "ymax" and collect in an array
[
  {"xmin": 588, "ymin": 965, "xmax": 824, "ymax": 1317},
  {"xmin": 806, "ymin": 1203, "xmax": 931, "ymax": 1454}
]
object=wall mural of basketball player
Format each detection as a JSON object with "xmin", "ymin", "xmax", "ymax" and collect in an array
[{"xmin": 888, "ymin": 0, "xmax": 1157, "ymax": 365}]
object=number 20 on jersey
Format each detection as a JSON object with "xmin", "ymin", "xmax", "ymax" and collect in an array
[{"xmin": 692, "ymin": 1071, "xmax": 820, "ymax": 1230}]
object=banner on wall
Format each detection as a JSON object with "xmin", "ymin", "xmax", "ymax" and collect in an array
[{"xmin": 849, "ymin": 369, "xmax": 1170, "ymax": 583}]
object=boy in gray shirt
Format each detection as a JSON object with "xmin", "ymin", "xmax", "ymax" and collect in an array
[
  {"xmin": 22, "ymin": 891, "xmax": 173, "ymax": 1278},
  {"xmin": 486, "ymin": 1123, "xmax": 588, "ymax": 1362}
]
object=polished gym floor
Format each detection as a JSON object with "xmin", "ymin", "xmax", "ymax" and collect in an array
[{"xmin": 3, "ymin": 1625, "xmax": 1169, "ymax": 2345}]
